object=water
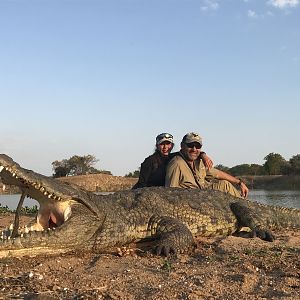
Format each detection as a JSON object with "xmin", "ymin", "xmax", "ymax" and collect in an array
[
  {"xmin": 0, "ymin": 190, "xmax": 300, "ymax": 210},
  {"xmin": 0, "ymin": 194, "xmax": 37, "ymax": 210},
  {"xmin": 248, "ymin": 189, "xmax": 300, "ymax": 209}
]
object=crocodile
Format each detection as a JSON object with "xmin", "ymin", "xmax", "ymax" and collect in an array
[{"xmin": 0, "ymin": 154, "xmax": 299, "ymax": 258}]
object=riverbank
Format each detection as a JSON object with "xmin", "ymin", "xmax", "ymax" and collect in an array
[
  {"xmin": 242, "ymin": 175, "xmax": 300, "ymax": 190},
  {"xmin": 0, "ymin": 173, "xmax": 138, "ymax": 195}
]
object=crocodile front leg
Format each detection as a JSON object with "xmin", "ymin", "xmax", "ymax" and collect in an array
[
  {"xmin": 230, "ymin": 202, "xmax": 275, "ymax": 241},
  {"xmin": 151, "ymin": 216, "xmax": 195, "ymax": 256}
]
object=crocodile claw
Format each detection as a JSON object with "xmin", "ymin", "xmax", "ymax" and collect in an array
[
  {"xmin": 155, "ymin": 243, "xmax": 177, "ymax": 257},
  {"xmin": 252, "ymin": 228, "xmax": 276, "ymax": 242}
]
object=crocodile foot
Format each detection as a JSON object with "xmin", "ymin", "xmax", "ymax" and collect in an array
[{"xmin": 154, "ymin": 217, "xmax": 195, "ymax": 256}]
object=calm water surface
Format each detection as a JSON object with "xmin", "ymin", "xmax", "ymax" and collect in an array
[
  {"xmin": 248, "ymin": 190, "xmax": 300, "ymax": 209},
  {"xmin": 0, "ymin": 190, "xmax": 300, "ymax": 210}
]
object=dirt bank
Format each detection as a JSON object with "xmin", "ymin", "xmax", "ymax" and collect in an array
[
  {"xmin": 58, "ymin": 173, "xmax": 137, "ymax": 192},
  {"xmin": 0, "ymin": 214, "xmax": 299, "ymax": 299},
  {"xmin": 0, "ymin": 173, "xmax": 138, "ymax": 194}
]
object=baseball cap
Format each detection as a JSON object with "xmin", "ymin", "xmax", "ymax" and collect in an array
[
  {"xmin": 156, "ymin": 133, "xmax": 174, "ymax": 145},
  {"xmin": 182, "ymin": 132, "xmax": 202, "ymax": 145}
]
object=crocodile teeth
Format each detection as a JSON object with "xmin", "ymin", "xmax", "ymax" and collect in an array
[
  {"xmin": 0, "ymin": 166, "xmax": 4, "ymax": 172},
  {"xmin": 2, "ymin": 184, "xmax": 5, "ymax": 191},
  {"xmin": 34, "ymin": 183, "xmax": 41, "ymax": 189}
]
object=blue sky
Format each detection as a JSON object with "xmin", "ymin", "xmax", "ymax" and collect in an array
[{"xmin": 0, "ymin": 0, "xmax": 299, "ymax": 176}]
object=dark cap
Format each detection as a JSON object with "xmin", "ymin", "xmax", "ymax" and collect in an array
[{"xmin": 182, "ymin": 132, "xmax": 202, "ymax": 145}]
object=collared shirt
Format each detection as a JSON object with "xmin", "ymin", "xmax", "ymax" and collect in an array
[{"xmin": 165, "ymin": 153, "xmax": 219, "ymax": 189}]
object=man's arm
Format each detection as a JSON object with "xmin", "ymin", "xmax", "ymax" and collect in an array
[
  {"xmin": 215, "ymin": 169, "xmax": 249, "ymax": 198},
  {"xmin": 200, "ymin": 152, "xmax": 213, "ymax": 169}
]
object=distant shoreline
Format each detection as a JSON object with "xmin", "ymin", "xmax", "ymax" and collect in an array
[
  {"xmin": 241, "ymin": 175, "xmax": 300, "ymax": 190},
  {"xmin": 1, "ymin": 174, "xmax": 300, "ymax": 195}
]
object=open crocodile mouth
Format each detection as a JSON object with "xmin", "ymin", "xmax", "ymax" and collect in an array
[
  {"xmin": 0, "ymin": 155, "xmax": 102, "ymax": 257},
  {"xmin": 0, "ymin": 163, "xmax": 73, "ymax": 239}
]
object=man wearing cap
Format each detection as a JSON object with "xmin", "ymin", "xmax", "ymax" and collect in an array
[
  {"xmin": 132, "ymin": 133, "xmax": 213, "ymax": 189},
  {"xmin": 165, "ymin": 132, "xmax": 249, "ymax": 198}
]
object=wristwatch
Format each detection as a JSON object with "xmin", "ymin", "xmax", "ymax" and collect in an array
[{"xmin": 237, "ymin": 178, "xmax": 244, "ymax": 186}]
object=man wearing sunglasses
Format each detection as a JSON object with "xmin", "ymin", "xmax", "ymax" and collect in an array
[
  {"xmin": 165, "ymin": 132, "xmax": 249, "ymax": 198},
  {"xmin": 132, "ymin": 132, "xmax": 213, "ymax": 189}
]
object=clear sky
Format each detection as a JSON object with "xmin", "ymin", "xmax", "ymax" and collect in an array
[{"xmin": 0, "ymin": 0, "xmax": 299, "ymax": 176}]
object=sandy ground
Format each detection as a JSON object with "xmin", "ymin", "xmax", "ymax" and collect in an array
[{"xmin": 0, "ymin": 214, "xmax": 299, "ymax": 300}]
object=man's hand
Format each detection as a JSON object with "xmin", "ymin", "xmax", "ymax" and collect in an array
[
  {"xmin": 202, "ymin": 154, "xmax": 213, "ymax": 169},
  {"xmin": 240, "ymin": 182, "xmax": 249, "ymax": 198}
]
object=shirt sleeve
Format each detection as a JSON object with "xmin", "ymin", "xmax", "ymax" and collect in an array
[
  {"xmin": 205, "ymin": 167, "xmax": 219, "ymax": 179},
  {"xmin": 165, "ymin": 158, "xmax": 182, "ymax": 187}
]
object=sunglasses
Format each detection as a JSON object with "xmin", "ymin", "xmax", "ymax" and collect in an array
[{"xmin": 185, "ymin": 142, "xmax": 202, "ymax": 149}]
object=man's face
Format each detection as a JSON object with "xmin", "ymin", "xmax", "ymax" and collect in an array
[{"xmin": 181, "ymin": 142, "xmax": 202, "ymax": 161}]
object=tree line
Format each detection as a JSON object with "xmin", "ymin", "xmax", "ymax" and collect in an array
[
  {"xmin": 125, "ymin": 152, "xmax": 300, "ymax": 178},
  {"xmin": 221, "ymin": 153, "xmax": 300, "ymax": 176},
  {"xmin": 52, "ymin": 152, "xmax": 300, "ymax": 178}
]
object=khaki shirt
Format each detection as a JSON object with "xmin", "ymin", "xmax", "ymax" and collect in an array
[{"xmin": 165, "ymin": 154, "xmax": 219, "ymax": 189}]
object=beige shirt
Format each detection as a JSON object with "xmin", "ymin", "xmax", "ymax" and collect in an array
[{"xmin": 165, "ymin": 154, "xmax": 219, "ymax": 189}]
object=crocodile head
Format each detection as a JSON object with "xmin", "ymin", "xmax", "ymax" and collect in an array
[{"xmin": 0, "ymin": 154, "xmax": 103, "ymax": 258}]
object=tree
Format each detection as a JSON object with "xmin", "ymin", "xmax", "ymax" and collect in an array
[
  {"xmin": 125, "ymin": 169, "xmax": 140, "ymax": 178},
  {"xmin": 52, "ymin": 159, "xmax": 71, "ymax": 178},
  {"xmin": 214, "ymin": 164, "xmax": 230, "ymax": 172},
  {"xmin": 289, "ymin": 154, "xmax": 300, "ymax": 174},
  {"xmin": 229, "ymin": 164, "xmax": 252, "ymax": 176},
  {"xmin": 53, "ymin": 166, "xmax": 69, "ymax": 178},
  {"xmin": 52, "ymin": 154, "xmax": 101, "ymax": 177},
  {"xmin": 263, "ymin": 153, "xmax": 286, "ymax": 175},
  {"xmin": 280, "ymin": 161, "xmax": 292, "ymax": 175},
  {"xmin": 231, "ymin": 164, "xmax": 267, "ymax": 176},
  {"xmin": 247, "ymin": 164, "xmax": 267, "ymax": 175},
  {"xmin": 68, "ymin": 155, "xmax": 99, "ymax": 176}
]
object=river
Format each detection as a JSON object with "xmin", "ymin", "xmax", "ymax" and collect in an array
[
  {"xmin": 0, "ymin": 190, "xmax": 300, "ymax": 210},
  {"xmin": 248, "ymin": 189, "xmax": 300, "ymax": 209}
]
